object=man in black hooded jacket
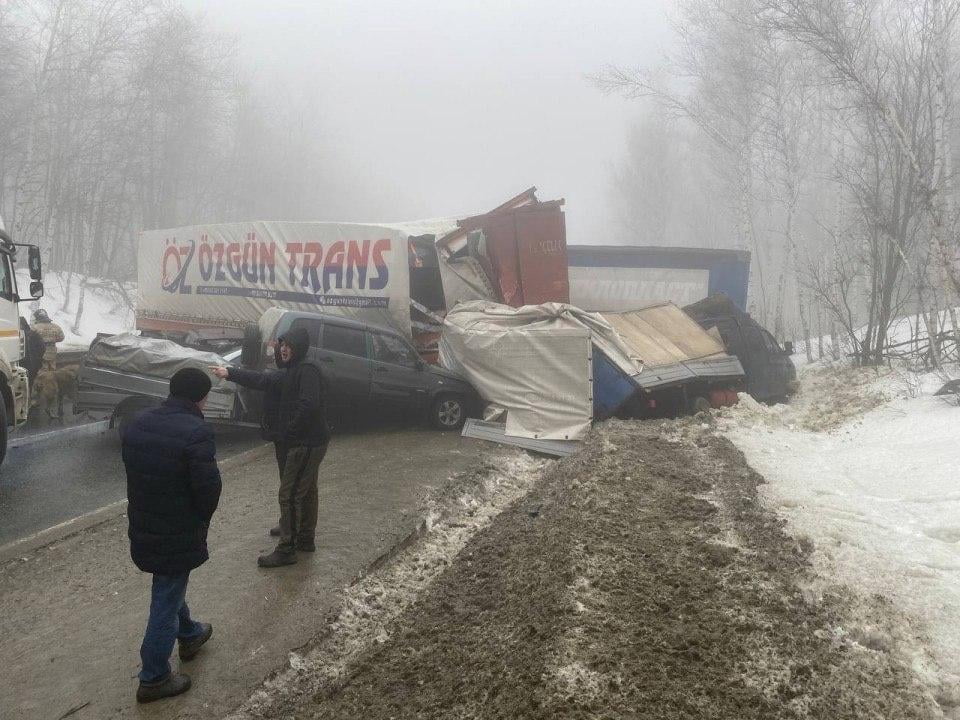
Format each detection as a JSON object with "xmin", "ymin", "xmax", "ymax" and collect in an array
[{"xmin": 212, "ymin": 326, "xmax": 329, "ymax": 567}]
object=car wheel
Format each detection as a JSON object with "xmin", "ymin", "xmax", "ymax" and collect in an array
[{"xmin": 432, "ymin": 394, "xmax": 465, "ymax": 431}]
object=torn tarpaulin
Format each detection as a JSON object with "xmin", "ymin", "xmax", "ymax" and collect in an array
[{"xmin": 439, "ymin": 302, "xmax": 641, "ymax": 441}]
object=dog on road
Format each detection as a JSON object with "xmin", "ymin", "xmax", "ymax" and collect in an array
[{"xmin": 31, "ymin": 365, "xmax": 78, "ymax": 421}]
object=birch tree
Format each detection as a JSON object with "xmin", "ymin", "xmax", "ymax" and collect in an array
[{"xmin": 603, "ymin": 0, "xmax": 960, "ymax": 365}]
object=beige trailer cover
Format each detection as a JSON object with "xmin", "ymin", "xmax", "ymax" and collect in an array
[
  {"xmin": 439, "ymin": 302, "xmax": 640, "ymax": 440},
  {"xmin": 599, "ymin": 303, "xmax": 744, "ymax": 390},
  {"xmin": 600, "ymin": 303, "xmax": 728, "ymax": 368}
]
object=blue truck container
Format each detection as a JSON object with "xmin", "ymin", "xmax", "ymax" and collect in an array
[
  {"xmin": 592, "ymin": 347, "xmax": 639, "ymax": 420},
  {"xmin": 567, "ymin": 245, "xmax": 751, "ymax": 312}
]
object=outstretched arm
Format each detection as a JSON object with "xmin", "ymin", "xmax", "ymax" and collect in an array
[{"xmin": 212, "ymin": 365, "xmax": 283, "ymax": 394}]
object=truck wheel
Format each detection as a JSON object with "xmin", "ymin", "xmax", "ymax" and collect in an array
[
  {"xmin": 241, "ymin": 324, "xmax": 262, "ymax": 368},
  {"xmin": 689, "ymin": 395, "xmax": 711, "ymax": 415},
  {"xmin": 431, "ymin": 394, "xmax": 465, "ymax": 431}
]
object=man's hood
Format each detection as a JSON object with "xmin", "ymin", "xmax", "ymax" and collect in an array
[{"xmin": 277, "ymin": 326, "xmax": 310, "ymax": 367}]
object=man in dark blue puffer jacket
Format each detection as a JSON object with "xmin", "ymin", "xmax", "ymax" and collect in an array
[{"xmin": 122, "ymin": 368, "xmax": 222, "ymax": 703}]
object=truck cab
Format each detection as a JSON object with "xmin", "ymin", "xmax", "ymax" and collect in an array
[
  {"xmin": 684, "ymin": 294, "xmax": 797, "ymax": 403},
  {"xmin": 0, "ymin": 226, "xmax": 44, "ymax": 466}
]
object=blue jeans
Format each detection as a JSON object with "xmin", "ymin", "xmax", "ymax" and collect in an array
[{"xmin": 139, "ymin": 572, "xmax": 205, "ymax": 684}]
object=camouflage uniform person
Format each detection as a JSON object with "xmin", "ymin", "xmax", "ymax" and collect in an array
[
  {"xmin": 32, "ymin": 309, "xmax": 64, "ymax": 371},
  {"xmin": 19, "ymin": 317, "xmax": 44, "ymax": 384}
]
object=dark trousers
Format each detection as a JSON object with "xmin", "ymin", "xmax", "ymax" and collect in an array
[
  {"xmin": 275, "ymin": 444, "xmax": 326, "ymax": 553},
  {"xmin": 139, "ymin": 572, "xmax": 205, "ymax": 684}
]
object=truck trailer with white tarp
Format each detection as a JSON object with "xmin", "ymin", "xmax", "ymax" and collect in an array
[
  {"xmin": 135, "ymin": 190, "xmax": 571, "ymax": 362},
  {"xmin": 137, "ymin": 220, "xmax": 435, "ymax": 343}
]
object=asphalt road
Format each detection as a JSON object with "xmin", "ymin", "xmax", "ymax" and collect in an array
[
  {"xmin": 0, "ymin": 424, "xmax": 265, "ymax": 546},
  {"xmin": 1, "ymin": 426, "xmax": 490, "ymax": 720}
]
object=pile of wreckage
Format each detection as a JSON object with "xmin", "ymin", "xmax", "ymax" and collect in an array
[
  {"xmin": 126, "ymin": 187, "xmax": 790, "ymax": 455},
  {"xmin": 440, "ymin": 301, "xmax": 743, "ymax": 456},
  {"xmin": 426, "ymin": 190, "xmax": 748, "ymax": 456}
]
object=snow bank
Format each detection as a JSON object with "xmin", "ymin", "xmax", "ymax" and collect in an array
[
  {"xmin": 723, "ymin": 365, "xmax": 960, "ymax": 692},
  {"xmin": 792, "ymin": 307, "xmax": 960, "ymax": 370},
  {"xmin": 19, "ymin": 271, "xmax": 135, "ymax": 352},
  {"xmin": 227, "ymin": 451, "xmax": 547, "ymax": 719}
]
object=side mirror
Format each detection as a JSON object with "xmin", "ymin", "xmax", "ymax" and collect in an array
[
  {"xmin": 27, "ymin": 246, "xmax": 42, "ymax": 281},
  {"xmin": 783, "ymin": 340, "xmax": 794, "ymax": 355},
  {"xmin": 28, "ymin": 281, "xmax": 43, "ymax": 299},
  {"xmin": 415, "ymin": 359, "xmax": 425, "ymax": 371}
]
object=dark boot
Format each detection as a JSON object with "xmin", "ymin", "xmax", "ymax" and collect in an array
[
  {"xmin": 136, "ymin": 673, "xmax": 191, "ymax": 703},
  {"xmin": 296, "ymin": 539, "xmax": 316, "ymax": 552},
  {"xmin": 269, "ymin": 525, "xmax": 281, "ymax": 537},
  {"xmin": 258, "ymin": 549, "xmax": 297, "ymax": 567},
  {"xmin": 179, "ymin": 623, "xmax": 213, "ymax": 661}
]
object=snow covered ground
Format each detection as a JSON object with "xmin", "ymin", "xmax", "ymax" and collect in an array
[
  {"xmin": 721, "ymin": 363, "xmax": 960, "ymax": 699},
  {"xmin": 19, "ymin": 271, "xmax": 135, "ymax": 352},
  {"xmin": 793, "ymin": 307, "xmax": 960, "ymax": 371}
]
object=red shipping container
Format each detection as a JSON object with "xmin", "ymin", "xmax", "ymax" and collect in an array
[{"xmin": 514, "ymin": 203, "xmax": 569, "ymax": 305}]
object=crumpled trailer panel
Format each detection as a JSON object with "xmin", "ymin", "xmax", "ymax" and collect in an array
[
  {"xmin": 588, "ymin": 303, "xmax": 745, "ymax": 421},
  {"xmin": 437, "ymin": 187, "xmax": 569, "ymax": 308},
  {"xmin": 600, "ymin": 303, "xmax": 744, "ymax": 392}
]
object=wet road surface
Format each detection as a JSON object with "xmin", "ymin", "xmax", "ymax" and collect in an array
[
  {"xmin": 0, "ymin": 427, "xmax": 489, "ymax": 720},
  {"xmin": 0, "ymin": 424, "xmax": 264, "ymax": 545}
]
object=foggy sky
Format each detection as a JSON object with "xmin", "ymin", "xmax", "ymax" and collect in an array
[{"xmin": 183, "ymin": 0, "xmax": 674, "ymax": 244}]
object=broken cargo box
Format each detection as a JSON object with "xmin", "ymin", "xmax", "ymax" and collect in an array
[
  {"xmin": 601, "ymin": 303, "xmax": 744, "ymax": 391},
  {"xmin": 439, "ymin": 302, "xmax": 640, "ymax": 441}
]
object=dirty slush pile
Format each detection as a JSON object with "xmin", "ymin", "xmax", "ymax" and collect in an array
[{"xmin": 240, "ymin": 421, "xmax": 935, "ymax": 719}]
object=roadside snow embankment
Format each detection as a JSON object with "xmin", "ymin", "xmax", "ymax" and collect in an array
[
  {"xmin": 723, "ymin": 364, "xmax": 960, "ymax": 707},
  {"xmin": 229, "ymin": 419, "xmax": 937, "ymax": 719},
  {"xmin": 228, "ymin": 451, "xmax": 548, "ymax": 719}
]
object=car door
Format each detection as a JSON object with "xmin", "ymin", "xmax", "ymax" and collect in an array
[
  {"xmin": 759, "ymin": 328, "xmax": 794, "ymax": 398},
  {"xmin": 368, "ymin": 330, "xmax": 430, "ymax": 413},
  {"xmin": 316, "ymin": 322, "xmax": 372, "ymax": 413},
  {"xmin": 743, "ymin": 326, "xmax": 775, "ymax": 400}
]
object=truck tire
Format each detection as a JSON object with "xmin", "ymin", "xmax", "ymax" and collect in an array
[
  {"xmin": 241, "ymin": 323, "xmax": 262, "ymax": 368},
  {"xmin": 431, "ymin": 394, "xmax": 466, "ymax": 431},
  {"xmin": 688, "ymin": 395, "xmax": 711, "ymax": 415}
]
